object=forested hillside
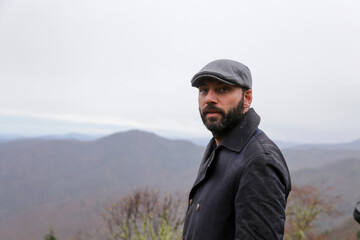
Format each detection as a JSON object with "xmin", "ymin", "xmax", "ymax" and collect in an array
[{"xmin": 0, "ymin": 130, "xmax": 359, "ymax": 239}]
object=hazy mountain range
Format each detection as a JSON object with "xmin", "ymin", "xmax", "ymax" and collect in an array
[{"xmin": 0, "ymin": 130, "xmax": 359, "ymax": 239}]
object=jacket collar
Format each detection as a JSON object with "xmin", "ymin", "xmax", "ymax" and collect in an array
[{"xmin": 218, "ymin": 108, "xmax": 260, "ymax": 152}]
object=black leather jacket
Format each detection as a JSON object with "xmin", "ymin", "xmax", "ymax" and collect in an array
[{"xmin": 183, "ymin": 108, "xmax": 291, "ymax": 240}]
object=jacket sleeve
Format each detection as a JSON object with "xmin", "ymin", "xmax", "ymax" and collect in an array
[{"xmin": 234, "ymin": 153, "xmax": 289, "ymax": 240}]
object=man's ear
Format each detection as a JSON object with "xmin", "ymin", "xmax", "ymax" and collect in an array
[{"xmin": 244, "ymin": 89, "xmax": 252, "ymax": 109}]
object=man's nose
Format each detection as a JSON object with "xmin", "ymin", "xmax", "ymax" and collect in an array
[{"xmin": 205, "ymin": 89, "xmax": 218, "ymax": 104}]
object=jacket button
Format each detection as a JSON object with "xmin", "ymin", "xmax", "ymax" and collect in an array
[
  {"xmin": 196, "ymin": 203, "xmax": 200, "ymax": 212},
  {"xmin": 181, "ymin": 237, "xmax": 185, "ymax": 240},
  {"xmin": 189, "ymin": 199, "xmax": 193, "ymax": 206}
]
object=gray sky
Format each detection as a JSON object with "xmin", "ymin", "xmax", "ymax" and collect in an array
[{"xmin": 0, "ymin": 0, "xmax": 359, "ymax": 143}]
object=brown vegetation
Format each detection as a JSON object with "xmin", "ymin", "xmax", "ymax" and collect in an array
[
  {"xmin": 74, "ymin": 189, "xmax": 186, "ymax": 240},
  {"xmin": 285, "ymin": 184, "xmax": 341, "ymax": 240}
]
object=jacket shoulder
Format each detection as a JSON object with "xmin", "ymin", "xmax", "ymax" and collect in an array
[
  {"xmin": 243, "ymin": 129, "xmax": 281, "ymax": 160},
  {"xmin": 244, "ymin": 129, "xmax": 291, "ymax": 193}
]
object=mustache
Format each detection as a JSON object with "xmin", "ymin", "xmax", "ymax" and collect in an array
[{"xmin": 201, "ymin": 105, "xmax": 225, "ymax": 115}]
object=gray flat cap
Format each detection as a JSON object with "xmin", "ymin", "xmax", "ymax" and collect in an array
[{"xmin": 191, "ymin": 59, "xmax": 252, "ymax": 89}]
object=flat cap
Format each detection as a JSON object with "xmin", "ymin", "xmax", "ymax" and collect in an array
[{"xmin": 191, "ymin": 59, "xmax": 252, "ymax": 89}]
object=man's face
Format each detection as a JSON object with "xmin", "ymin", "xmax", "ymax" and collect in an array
[{"xmin": 198, "ymin": 79, "xmax": 250, "ymax": 137}]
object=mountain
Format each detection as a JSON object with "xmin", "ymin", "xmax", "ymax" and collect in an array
[
  {"xmin": 0, "ymin": 130, "xmax": 203, "ymax": 240},
  {"xmin": 185, "ymin": 137, "xmax": 300, "ymax": 149},
  {"xmin": 289, "ymin": 139, "xmax": 360, "ymax": 150},
  {"xmin": 282, "ymin": 147, "xmax": 360, "ymax": 171},
  {"xmin": 291, "ymin": 158, "xmax": 360, "ymax": 213},
  {"xmin": 0, "ymin": 133, "xmax": 102, "ymax": 142},
  {"xmin": 290, "ymin": 158, "xmax": 360, "ymax": 233},
  {"xmin": 0, "ymin": 130, "xmax": 203, "ymax": 213},
  {"xmin": 38, "ymin": 133, "xmax": 103, "ymax": 141},
  {"xmin": 0, "ymin": 134, "xmax": 24, "ymax": 143},
  {"xmin": 0, "ymin": 130, "xmax": 359, "ymax": 239},
  {"xmin": 281, "ymin": 138, "xmax": 360, "ymax": 171}
]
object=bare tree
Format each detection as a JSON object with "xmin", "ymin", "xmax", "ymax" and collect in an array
[
  {"xmin": 285, "ymin": 184, "xmax": 340, "ymax": 240},
  {"xmin": 75, "ymin": 189, "xmax": 186, "ymax": 240}
]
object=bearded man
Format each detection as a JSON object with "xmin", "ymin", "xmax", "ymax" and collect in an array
[{"xmin": 182, "ymin": 59, "xmax": 291, "ymax": 240}]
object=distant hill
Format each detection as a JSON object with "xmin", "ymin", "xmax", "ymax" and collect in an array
[
  {"xmin": 0, "ymin": 130, "xmax": 203, "ymax": 240},
  {"xmin": 291, "ymin": 158, "xmax": 360, "ymax": 212},
  {"xmin": 291, "ymin": 158, "xmax": 360, "ymax": 232},
  {"xmin": 282, "ymin": 138, "xmax": 360, "ymax": 171},
  {"xmin": 289, "ymin": 139, "xmax": 360, "ymax": 150},
  {"xmin": 0, "ymin": 133, "xmax": 102, "ymax": 142},
  {"xmin": 282, "ymin": 147, "xmax": 360, "ymax": 171},
  {"xmin": 38, "ymin": 133, "xmax": 103, "ymax": 141},
  {"xmin": 184, "ymin": 137, "xmax": 300, "ymax": 149},
  {"xmin": 0, "ymin": 130, "xmax": 359, "ymax": 239},
  {"xmin": 0, "ymin": 134, "xmax": 24, "ymax": 143}
]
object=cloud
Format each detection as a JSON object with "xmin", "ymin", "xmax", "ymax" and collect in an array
[{"xmin": 0, "ymin": 0, "xmax": 359, "ymax": 143}]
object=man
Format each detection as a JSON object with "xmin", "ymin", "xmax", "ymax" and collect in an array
[{"xmin": 182, "ymin": 59, "xmax": 291, "ymax": 240}]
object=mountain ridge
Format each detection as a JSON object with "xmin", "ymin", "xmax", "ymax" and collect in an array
[
  {"xmin": 0, "ymin": 129, "xmax": 359, "ymax": 239},
  {"xmin": 2, "ymin": 130, "xmax": 360, "ymax": 150}
]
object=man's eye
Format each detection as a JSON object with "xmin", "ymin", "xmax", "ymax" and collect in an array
[
  {"xmin": 219, "ymin": 87, "xmax": 230, "ymax": 93},
  {"xmin": 199, "ymin": 88, "xmax": 208, "ymax": 94}
]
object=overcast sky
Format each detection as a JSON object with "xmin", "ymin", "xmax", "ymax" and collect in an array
[{"xmin": 0, "ymin": 0, "xmax": 359, "ymax": 144}]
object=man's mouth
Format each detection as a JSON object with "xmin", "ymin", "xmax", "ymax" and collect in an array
[
  {"xmin": 201, "ymin": 105, "xmax": 224, "ymax": 119},
  {"xmin": 203, "ymin": 108, "xmax": 223, "ymax": 118},
  {"xmin": 205, "ymin": 111, "xmax": 221, "ymax": 117}
]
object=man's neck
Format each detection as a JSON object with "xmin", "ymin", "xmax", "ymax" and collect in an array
[{"xmin": 212, "ymin": 132, "xmax": 225, "ymax": 145}]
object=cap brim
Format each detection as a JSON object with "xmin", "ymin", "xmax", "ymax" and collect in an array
[{"xmin": 191, "ymin": 74, "xmax": 237, "ymax": 87}]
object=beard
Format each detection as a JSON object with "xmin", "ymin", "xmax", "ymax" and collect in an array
[{"xmin": 200, "ymin": 97, "xmax": 245, "ymax": 139}]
